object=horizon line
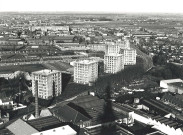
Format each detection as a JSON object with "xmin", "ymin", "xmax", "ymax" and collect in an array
[{"xmin": 0, "ymin": 11, "xmax": 183, "ymax": 15}]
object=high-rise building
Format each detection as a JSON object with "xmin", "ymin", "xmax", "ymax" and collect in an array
[
  {"xmin": 74, "ymin": 60, "xmax": 98, "ymax": 85},
  {"xmin": 32, "ymin": 69, "xmax": 62, "ymax": 100},
  {"xmin": 105, "ymin": 40, "xmax": 130, "ymax": 55},
  {"xmin": 123, "ymin": 36, "xmax": 131, "ymax": 49},
  {"xmin": 120, "ymin": 48, "xmax": 136, "ymax": 65},
  {"xmin": 105, "ymin": 43, "xmax": 120, "ymax": 54},
  {"xmin": 104, "ymin": 53, "xmax": 124, "ymax": 74}
]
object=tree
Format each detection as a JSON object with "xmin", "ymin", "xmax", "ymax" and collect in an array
[
  {"xmin": 17, "ymin": 31, "xmax": 22, "ymax": 38},
  {"xmin": 79, "ymin": 37, "xmax": 84, "ymax": 44},
  {"xmin": 97, "ymin": 83, "xmax": 117, "ymax": 135}
]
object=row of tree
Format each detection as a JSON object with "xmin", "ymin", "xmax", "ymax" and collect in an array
[{"xmin": 147, "ymin": 63, "xmax": 183, "ymax": 81}]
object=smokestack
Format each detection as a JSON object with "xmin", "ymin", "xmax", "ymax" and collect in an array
[{"xmin": 35, "ymin": 80, "xmax": 39, "ymax": 119}]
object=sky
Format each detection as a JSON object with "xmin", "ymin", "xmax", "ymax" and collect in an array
[{"xmin": 0, "ymin": 0, "xmax": 183, "ymax": 13}]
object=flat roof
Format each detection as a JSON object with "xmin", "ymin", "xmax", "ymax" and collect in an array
[
  {"xmin": 74, "ymin": 59, "xmax": 98, "ymax": 65},
  {"xmin": 32, "ymin": 125, "xmax": 77, "ymax": 135},
  {"xmin": 168, "ymin": 82, "xmax": 183, "ymax": 88},
  {"xmin": 105, "ymin": 53, "xmax": 123, "ymax": 57},
  {"xmin": 32, "ymin": 69, "xmax": 61, "ymax": 76},
  {"xmin": 123, "ymin": 48, "xmax": 136, "ymax": 51},
  {"xmin": 161, "ymin": 79, "xmax": 183, "ymax": 84}
]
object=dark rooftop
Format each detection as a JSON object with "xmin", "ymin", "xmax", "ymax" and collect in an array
[
  {"xmin": 72, "ymin": 95, "xmax": 99, "ymax": 104},
  {"xmin": 151, "ymin": 115, "xmax": 182, "ymax": 129},
  {"xmin": 27, "ymin": 116, "xmax": 62, "ymax": 131},
  {"xmin": 50, "ymin": 104, "xmax": 91, "ymax": 124},
  {"xmin": 0, "ymin": 128, "xmax": 14, "ymax": 135}
]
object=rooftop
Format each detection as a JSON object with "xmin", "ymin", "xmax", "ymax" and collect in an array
[
  {"xmin": 161, "ymin": 79, "xmax": 183, "ymax": 84},
  {"xmin": 0, "ymin": 128, "xmax": 14, "ymax": 135},
  {"xmin": 31, "ymin": 125, "xmax": 77, "ymax": 135},
  {"xmin": 50, "ymin": 104, "xmax": 91, "ymax": 124},
  {"xmin": 168, "ymin": 82, "xmax": 183, "ymax": 88},
  {"xmin": 27, "ymin": 116, "xmax": 62, "ymax": 131},
  {"xmin": 7, "ymin": 119, "xmax": 38, "ymax": 135},
  {"xmin": 151, "ymin": 115, "xmax": 182, "ymax": 129},
  {"xmin": 74, "ymin": 59, "xmax": 98, "ymax": 65},
  {"xmin": 72, "ymin": 95, "xmax": 99, "ymax": 104},
  {"xmin": 146, "ymin": 131, "xmax": 166, "ymax": 135},
  {"xmin": 32, "ymin": 69, "xmax": 61, "ymax": 76},
  {"xmin": 105, "ymin": 53, "xmax": 123, "ymax": 57}
]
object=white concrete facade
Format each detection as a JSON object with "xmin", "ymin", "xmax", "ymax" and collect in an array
[
  {"xmin": 160, "ymin": 79, "xmax": 183, "ymax": 89},
  {"xmin": 105, "ymin": 39, "xmax": 136, "ymax": 66},
  {"xmin": 104, "ymin": 54, "xmax": 124, "ymax": 74},
  {"xmin": 32, "ymin": 69, "xmax": 62, "ymax": 99},
  {"xmin": 120, "ymin": 48, "xmax": 136, "ymax": 65},
  {"xmin": 74, "ymin": 60, "xmax": 98, "ymax": 85}
]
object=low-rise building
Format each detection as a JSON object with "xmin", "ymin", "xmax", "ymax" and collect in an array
[
  {"xmin": 30, "ymin": 26, "xmax": 69, "ymax": 32},
  {"xmin": 160, "ymin": 79, "xmax": 183, "ymax": 91},
  {"xmin": 31, "ymin": 125, "xmax": 77, "ymax": 135},
  {"xmin": 168, "ymin": 82, "xmax": 183, "ymax": 94},
  {"xmin": 7, "ymin": 119, "xmax": 38, "ymax": 135},
  {"xmin": 0, "ymin": 97, "xmax": 13, "ymax": 106}
]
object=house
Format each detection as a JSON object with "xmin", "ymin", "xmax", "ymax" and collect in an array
[{"xmin": 0, "ymin": 97, "xmax": 13, "ymax": 106}]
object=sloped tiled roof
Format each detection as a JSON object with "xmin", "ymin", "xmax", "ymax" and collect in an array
[
  {"xmin": 27, "ymin": 116, "xmax": 62, "ymax": 131},
  {"xmin": 51, "ymin": 104, "xmax": 91, "ymax": 124}
]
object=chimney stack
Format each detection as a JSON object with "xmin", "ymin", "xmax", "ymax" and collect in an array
[{"xmin": 35, "ymin": 80, "xmax": 39, "ymax": 118}]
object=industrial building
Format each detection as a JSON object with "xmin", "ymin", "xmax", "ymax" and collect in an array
[{"xmin": 160, "ymin": 79, "xmax": 183, "ymax": 93}]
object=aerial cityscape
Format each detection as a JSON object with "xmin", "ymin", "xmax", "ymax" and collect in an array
[{"xmin": 0, "ymin": 1, "xmax": 183, "ymax": 135}]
